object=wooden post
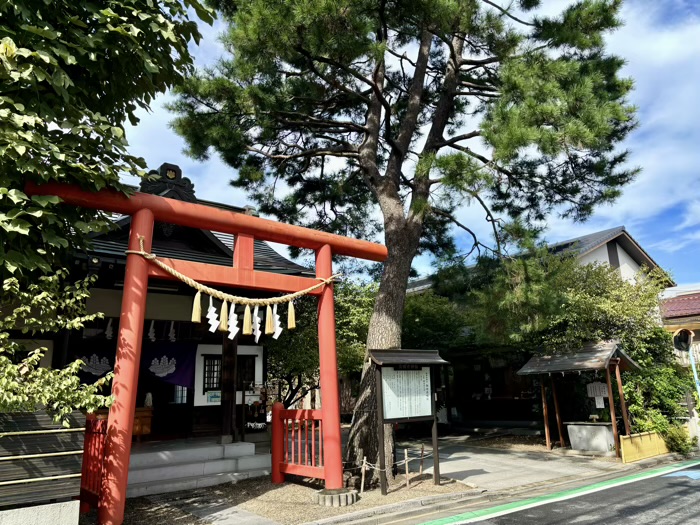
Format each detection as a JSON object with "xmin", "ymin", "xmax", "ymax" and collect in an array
[
  {"xmin": 541, "ymin": 380, "xmax": 552, "ymax": 451},
  {"xmin": 360, "ymin": 456, "xmax": 367, "ymax": 495},
  {"xmin": 431, "ymin": 367, "xmax": 441, "ymax": 485},
  {"xmin": 605, "ymin": 366, "xmax": 621, "ymax": 458},
  {"xmin": 551, "ymin": 379, "xmax": 566, "ymax": 448},
  {"xmin": 614, "ymin": 362, "xmax": 631, "ymax": 436},
  {"xmin": 220, "ymin": 333, "xmax": 238, "ymax": 443},
  {"xmin": 419, "ymin": 444, "xmax": 424, "ymax": 476},
  {"xmin": 404, "ymin": 449, "xmax": 410, "ymax": 488},
  {"xmin": 271, "ymin": 402, "xmax": 285, "ymax": 484},
  {"xmin": 375, "ymin": 365, "xmax": 388, "ymax": 496}
]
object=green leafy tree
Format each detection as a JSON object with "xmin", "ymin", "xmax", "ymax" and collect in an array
[
  {"xmin": 0, "ymin": 0, "xmax": 211, "ymax": 419},
  {"xmin": 170, "ymin": 0, "xmax": 638, "ymax": 470},
  {"xmin": 266, "ymin": 281, "xmax": 375, "ymax": 408},
  {"xmin": 402, "ymin": 291, "xmax": 471, "ymax": 351},
  {"xmin": 0, "ymin": 272, "xmax": 112, "ymax": 422},
  {"xmin": 464, "ymin": 252, "xmax": 667, "ymax": 352},
  {"xmin": 461, "ymin": 250, "xmax": 693, "ymax": 448}
]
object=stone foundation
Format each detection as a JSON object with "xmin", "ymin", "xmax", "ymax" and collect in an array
[{"xmin": 312, "ymin": 489, "xmax": 358, "ymax": 507}]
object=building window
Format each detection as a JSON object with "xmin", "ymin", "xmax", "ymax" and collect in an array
[
  {"xmin": 173, "ymin": 385, "xmax": 188, "ymax": 404},
  {"xmin": 203, "ymin": 354, "xmax": 222, "ymax": 393}
]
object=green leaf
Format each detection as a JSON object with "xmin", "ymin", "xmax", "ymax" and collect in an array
[
  {"xmin": 5, "ymin": 189, "xmax": 28, "ymax": 204},
  {"xmin": 20, "ymin": 25, "xmax": 59, "ymax": 40},
  {"xmin": 31, "ymin": 195, "xmax": 61, "ymax": 207}
]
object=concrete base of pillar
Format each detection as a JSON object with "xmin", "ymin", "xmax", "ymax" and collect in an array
[{"xmin": 312, "ymin": 489, "xmax": 358, "ymax": 507}]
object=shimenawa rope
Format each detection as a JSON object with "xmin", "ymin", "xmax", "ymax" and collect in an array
[{"xmin": 125, "ymin": 236, "xmax": 339, "ymax": 334}]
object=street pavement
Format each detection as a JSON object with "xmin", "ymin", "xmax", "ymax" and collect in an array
[
  {"xmin": 414, "ymin": 460, "xmax": 700, "ymax": 525},
  {"xmin": 406, "ymin": 442, "xmax": 627, "ymax": 492}
]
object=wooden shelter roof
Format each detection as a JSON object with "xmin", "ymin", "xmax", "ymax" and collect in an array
[
  {"xmin": 369, "ymin": 349, "xmax": 449, "ymax": 366},
  {"xmin": 517, "ymin": 341, "xmax": 641, "ymax": 375}
]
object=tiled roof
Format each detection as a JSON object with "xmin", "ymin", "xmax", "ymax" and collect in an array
[
  {"xmin": 661, "ymin": 292, "xmax": 700, "ymax": 319},
  {"xmin": 517, "ymin": 341, "xmax": 640, "ymax": 374},
  {"xmin": 548, "ymin": 226, "xmax": 626, "ymax": 256},
  {"xmin": 88, "ymin": 174, "xmax": 312, "ymax": 276},
  {"xmin": 90, "ymin": 236, "xmax": 310, "ymax": 275}
]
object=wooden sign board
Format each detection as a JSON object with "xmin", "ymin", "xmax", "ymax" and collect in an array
[{"xmin": 381, "ymin": 366, "xmax": 432, "ymax": 421}]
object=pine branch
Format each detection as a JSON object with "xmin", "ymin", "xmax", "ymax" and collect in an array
[
  {"xmin": 431, "ymin": 207, "xmax": 492, "ymax": 259},
  {"xmin": 480, "ymin": 0, "xmax": 535, "ymax": 27},
  {"xmin": 246, "ymin": 145, "xmax": 358, "ymax": 161}
]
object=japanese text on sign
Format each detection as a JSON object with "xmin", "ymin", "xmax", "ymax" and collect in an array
[{"xmin": 382, "ymin": 367, "xmax": 432, "ymax": 420}]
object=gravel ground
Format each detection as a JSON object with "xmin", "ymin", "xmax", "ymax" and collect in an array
[
  {"xmin": 238, "ymin": 474, "xmax": 466, "ymax": 524},
  {"xmin": 79, "ymin": 497, "xmax": 209, "ymax": 525},
  {"xmin": 133, "ymin": 473, "xmax": 470, "ymax": 525}
]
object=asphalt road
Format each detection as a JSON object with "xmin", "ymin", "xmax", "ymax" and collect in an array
[{"xmin": 419, "ymin": 461, "xmax": 700, "ymax": 525}]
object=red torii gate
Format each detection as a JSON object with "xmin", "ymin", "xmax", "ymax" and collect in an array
[{"xmin": 26, "ymin": 182, "xmax": 388, "ymax": 525}]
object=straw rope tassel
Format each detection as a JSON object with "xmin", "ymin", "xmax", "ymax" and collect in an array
[
  {"xmin": 243, "ymin": 305, "xmax": 253, "ymax": 335},
  {"xmin": 219, "ymin": 300, "xmax": 229, "ymax": 332},
  {"xmin": 287, "ymin": 301, "xmax": 296, "ymax": 330},
  {"xmin": 191, "ymin": 291, "xmax": 202, "ymax": 323},
  {"xmin": 265, "ymin": 305, "xmax": 274, "ymax": 335}
]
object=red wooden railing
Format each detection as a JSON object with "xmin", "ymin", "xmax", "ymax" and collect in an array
[
  {"xmin": 271, "ymin": 402, "xmax": 325, "ymax": 483},
  {"xmin": 79, "ymin": 416, "xmax": 107, "ymax": 512}
]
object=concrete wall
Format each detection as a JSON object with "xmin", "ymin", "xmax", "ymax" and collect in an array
[
  {"xmin": 193, "ymin": 344, "xmax": 263, "ymax": 406},
  {"xmin": 0, "ymin": 501, "xmax": 79, "ymax": 525},
  {"xmin": 617, "ymin": 243, "xmax": 642, "ymax": 282},
  {"xmin": 577, "ymin": 244, "xmax": 609, "ymax": 266},
  {"xmin": 620, "ymin": 431, "xmax": 670, "ymax": 463},
  {"xmin": 576, "ymin": 242, "xmax": 641, "ymax": 283}
]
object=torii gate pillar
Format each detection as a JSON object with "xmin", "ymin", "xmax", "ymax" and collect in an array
[
  {"xmin": 316, "ymin": 244, "xmax": 343, "ymax": 489},
  {"xmin": 99, "ymin": 209, "xmax": 154, "ymax": 525}
]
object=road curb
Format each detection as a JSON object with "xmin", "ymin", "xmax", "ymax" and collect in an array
[{"xmin": 301, "ymin": 490, "xmax": 486, "ymax": 525}]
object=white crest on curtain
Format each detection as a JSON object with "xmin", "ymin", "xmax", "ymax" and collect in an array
[
  {"xmin": 81, "ymin": 354, "xmax": 111, "ymax": 376},
  {"xmin": 149, "ymin": 356, "xmax": 176, "ymax": 377}
]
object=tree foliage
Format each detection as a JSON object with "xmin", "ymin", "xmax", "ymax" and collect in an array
[
  {"xmin": 170, "ymin": 0, "xmax": 638, "ymax": 471},
  {"xmin": 459, "ymin": 249, "xmax": 667, "ymax": 353},
  {"xmin": 454, "ymin": 248, "xmax": 693, "ymax": 447},
  {"xmin": 402, "ymin": 291, "xmax": 471, "ymax": 351},
  {"xmin": 0, "ymin": 272, "xmax": 112, "ymax": 422},
  {"xmin": 1, "ymin": 0, "xmax": 211, "ymax": 278},
  {"xmin": 0, "ymin": 0, "xmax": 210, "ymax": 419},
  {"xmin": 171, "ymin": 0, "xmax": 637, "ymax": 338},
  {"xmin": 266, "ymin": 281, "xmax": 375, "ymax": 407}
]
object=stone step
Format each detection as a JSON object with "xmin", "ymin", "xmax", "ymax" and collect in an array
[
  {"xmin": 126, "ymin": 467, "xmax": 271, "ymax": 498},
  {"xmin": 129, "ymin": 442, "xmax": 255, "ymax": 469},
  {"xmin": 128, "ymin": 453, "xmax": 271, "ymax": 484}
]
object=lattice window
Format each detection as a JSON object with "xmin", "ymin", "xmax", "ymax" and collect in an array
[
  {"xmin": 173, "ymin": 385, "xmax": 188, "ymax": 404},
  {"xmin": 202, "ymin": 354, "xmax": 222, "ymax": 393},
  {"xmin": 237, "ymin": 355, "xmax": 256, "ymax": 389}
]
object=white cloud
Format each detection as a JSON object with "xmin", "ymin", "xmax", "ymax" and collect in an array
[
  {"xmin": 535, "ymin": 1, "xmax": 700, "ymax": 250},
  {"xmin": 675, "ymin": 201, "xmax": 700, "ymax": 231}
]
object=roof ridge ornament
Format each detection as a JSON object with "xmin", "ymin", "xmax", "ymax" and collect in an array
[{"xmin": 140, "ymin": 162, "xmax": 196, "ymax": 203}]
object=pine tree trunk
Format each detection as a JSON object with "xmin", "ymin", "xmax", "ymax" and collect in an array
[{"xmin": 345, "ymin": 216, "xmax": 422, "ymax": 485}]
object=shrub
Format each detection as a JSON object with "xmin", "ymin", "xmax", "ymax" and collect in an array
[{"xmin": 663, "ymin": 425, "xmax": 698, "ymax": 456}]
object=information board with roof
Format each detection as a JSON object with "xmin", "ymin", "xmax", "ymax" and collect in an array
[{"xmin": 368, "ymin": 349, "xmax": 448, "ymax": 495}]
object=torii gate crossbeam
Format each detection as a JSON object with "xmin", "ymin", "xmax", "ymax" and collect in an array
[{"xmin": 26, "ymin": 182, "xmax": 388, "ymax": 525}]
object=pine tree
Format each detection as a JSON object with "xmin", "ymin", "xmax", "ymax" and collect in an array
[{"xmin": 170, "ymin": 0, "xmax": 638, "ymax": 478}]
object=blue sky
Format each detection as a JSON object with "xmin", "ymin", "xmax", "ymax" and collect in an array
[{"xmin": 122, "ymin": 0, "xmax": 700, "ymax": 285}]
